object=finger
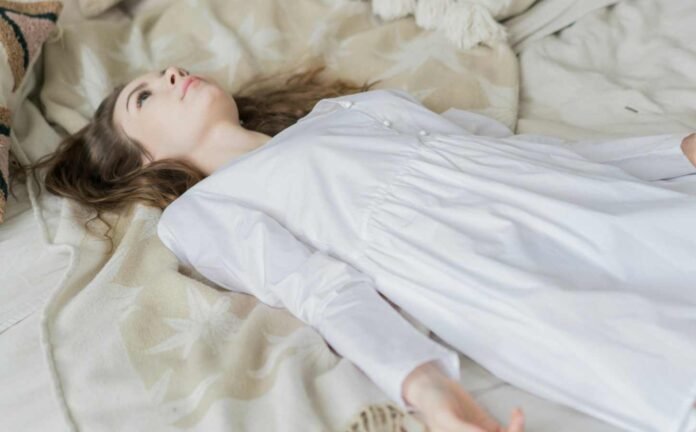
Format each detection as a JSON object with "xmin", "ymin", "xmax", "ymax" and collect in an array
[
  {"xmin": 438, "ymin": 417, "xmax": 488, "ymax": 432},
  {"xmin": 459, "ymin": 423, "xmax": 488, "ymax": 432},
  {"xmin": 476, "ymin": 415, "xmax": 502, "ymax": 432},
  {"xmin": 507, "ymin": 407, "xmax": 525, "ymax": 432},
  {"xmin": 437, "ymin": 417, "xmax": 488, "ymax": 432}
]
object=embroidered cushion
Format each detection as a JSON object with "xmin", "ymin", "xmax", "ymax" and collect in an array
[{"xmin": 0, "ymin": 0, "xmax": 62, "ymax": 223}]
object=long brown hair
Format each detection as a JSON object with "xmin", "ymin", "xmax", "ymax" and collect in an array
[{"xmin": 10, "ymin": 63, "xmax": 381, "ymax": 253}]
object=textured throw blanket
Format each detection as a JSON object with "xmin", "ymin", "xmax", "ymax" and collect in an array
[{"xmin": 371, "ymin": 0, "xmax": 537, "ymax": 50}]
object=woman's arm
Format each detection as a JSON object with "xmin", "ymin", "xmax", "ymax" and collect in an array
[
  {"xmin": 156, "ymin": 190, "xmax": 459, "ymax": 414},
  {"xmin": 404, "ymin": 360, "xmax": 525, "ymax": 432},
  {"xmin": 681, "ymin": 133, "xmax": 696, "ymax": 167}
]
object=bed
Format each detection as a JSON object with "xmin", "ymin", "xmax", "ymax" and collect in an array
[{"xmin": 1, "ymin": 0, "xmax": 694, "ymax": 431}]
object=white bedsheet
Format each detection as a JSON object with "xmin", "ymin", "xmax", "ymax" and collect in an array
[
  {"xmin": 516, "ymin": 0, "xmax": 696, "ymax": 140},
  {"xmin": 0, "ymin": 179, "xmax": 73, "ymax": 431},
  {"xmin": 0, "ymin": 181, "xmax": 71, "ymax": 334}
]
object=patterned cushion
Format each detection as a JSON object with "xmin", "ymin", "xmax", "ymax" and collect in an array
[{"xmin": 0, "ymin": 0, "xmax": 62, "ymax": 223}]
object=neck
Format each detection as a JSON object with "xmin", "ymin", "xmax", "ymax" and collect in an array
[{"xmin": 187, "ymin": 120, "xmax": 272, "ymax": 176}]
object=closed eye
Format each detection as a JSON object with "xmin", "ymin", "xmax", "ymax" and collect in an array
[
  {"xmin": 136, "ymin": 90, "xmax": 151, "ymax": 108},
  {"xmin": 135, "ymin": 69, "xmax": 166, "ymax": 109}
]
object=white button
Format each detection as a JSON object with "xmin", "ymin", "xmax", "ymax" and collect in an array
[
  {"xmin": 341, "ymin": 101, "xmax": 353, "ymax": 108},
  {"xmin": 418, "ymin": 129, "xmax": 428, "ymax": 136},
  {"xmin": 382, "ymin": 119, "xmax": 392, "ymax": 127}
]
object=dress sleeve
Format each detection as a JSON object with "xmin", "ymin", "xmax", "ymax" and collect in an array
[
  {"xmin": 156, "ymin": 190, "xmax": 461, "ymax": 412},
  {"xmin": 553, "ymin": 133, "xmax": 696, "ymax": 181},
  {"xmin": 439, "ymin": 108, "xmax": 515, "ymax": 138}
]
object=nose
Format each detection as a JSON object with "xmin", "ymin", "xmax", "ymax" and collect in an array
[{"xmin": 164, "ymin": 66, "xmax": 188, "ymax": 87}]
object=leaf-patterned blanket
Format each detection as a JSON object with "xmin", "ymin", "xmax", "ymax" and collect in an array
[{"xmin": 25, "ymin": 0, "xmax": 521, "ymax": 430}]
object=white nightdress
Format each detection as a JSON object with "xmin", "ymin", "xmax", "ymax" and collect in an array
[{"xmin": 156, "ymin": 88, "xmax": 696, "ymax": 432}]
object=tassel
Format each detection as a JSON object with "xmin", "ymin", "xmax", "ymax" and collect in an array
[
  {"xmin": 414, "ymin": 0, "xmax": 452, "ymax": 30},
  {"xmin": 342, "ymin": 402, "xmax": 407, "ymax": 432},
  {"xmin": 466, "ymin": 0, "xmax": 509, "ymax": 19},
  {"xmin": 374, "ymin": 0, "xmax": 508, "ymax": 50},
  {"xmin": 438, "ymin": 1, "xmax": 508, "ymax": 50},
  {"xmin": 371, "ymin": 0, "xmax": 416, "ymax": 21}
]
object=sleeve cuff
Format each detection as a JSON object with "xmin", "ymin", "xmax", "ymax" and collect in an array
[
  {"xmin": 614, "ymin": 134, "xmax": 696, "ymax": 181},
  {"xmin": 560, "ymin": 133, "xmax": 696, "ymax": 182},
  {"xmin": 314, "ymin": 282, "xmax": 461, "ymax": 414}
]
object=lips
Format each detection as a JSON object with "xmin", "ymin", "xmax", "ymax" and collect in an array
[{"xmin": 181, "ymin": 76, "xmax": 199, "ymax": 99}]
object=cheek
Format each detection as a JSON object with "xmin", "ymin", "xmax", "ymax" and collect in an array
[
  {"xmin": 136, "ymin": 112, "xmax": 188, "ymax": 159},
  {"xmin": 150, "ymin": 86, "xmax": 236, "ymax": 155}
]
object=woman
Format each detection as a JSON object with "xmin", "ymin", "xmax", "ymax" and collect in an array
[{"xmin": 16, "ymin": 64, "xmax": 696, "ymax": 432}]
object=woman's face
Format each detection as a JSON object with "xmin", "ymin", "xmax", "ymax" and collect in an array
[{"xmin": 113, "ymin": 66, "xmax": 239, "ymax": 164}]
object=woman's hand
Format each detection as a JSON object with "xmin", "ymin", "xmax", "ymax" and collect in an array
[
  {"xmin": 403, "ymin": 360, "xmax": 525, "ymax": 432},
  {"xmin": 681, "ymin": 133, "xmax": 696, "ymax": 168}
]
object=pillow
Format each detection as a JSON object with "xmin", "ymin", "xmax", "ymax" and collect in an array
[{"xmin": 0, "ymin": 0, "xmax": 63, "ymax": 224}]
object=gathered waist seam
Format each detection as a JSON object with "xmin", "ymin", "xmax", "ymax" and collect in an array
[{"xmin": 359, "ymin": 142, "xmax": 432, "ymax": 245}]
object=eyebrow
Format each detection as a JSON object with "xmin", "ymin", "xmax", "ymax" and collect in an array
[{"xmin": 125, "ymin": 69, "xmax": 166, "ymax": 113}]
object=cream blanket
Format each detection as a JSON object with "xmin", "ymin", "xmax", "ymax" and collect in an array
[
  {"xmin": 9, "ymin": 0, "xmax": 521, "ymax": 430},
  {"xmin": 513, "ymin": 0, "xmax": 696, "ymax": 140}
]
